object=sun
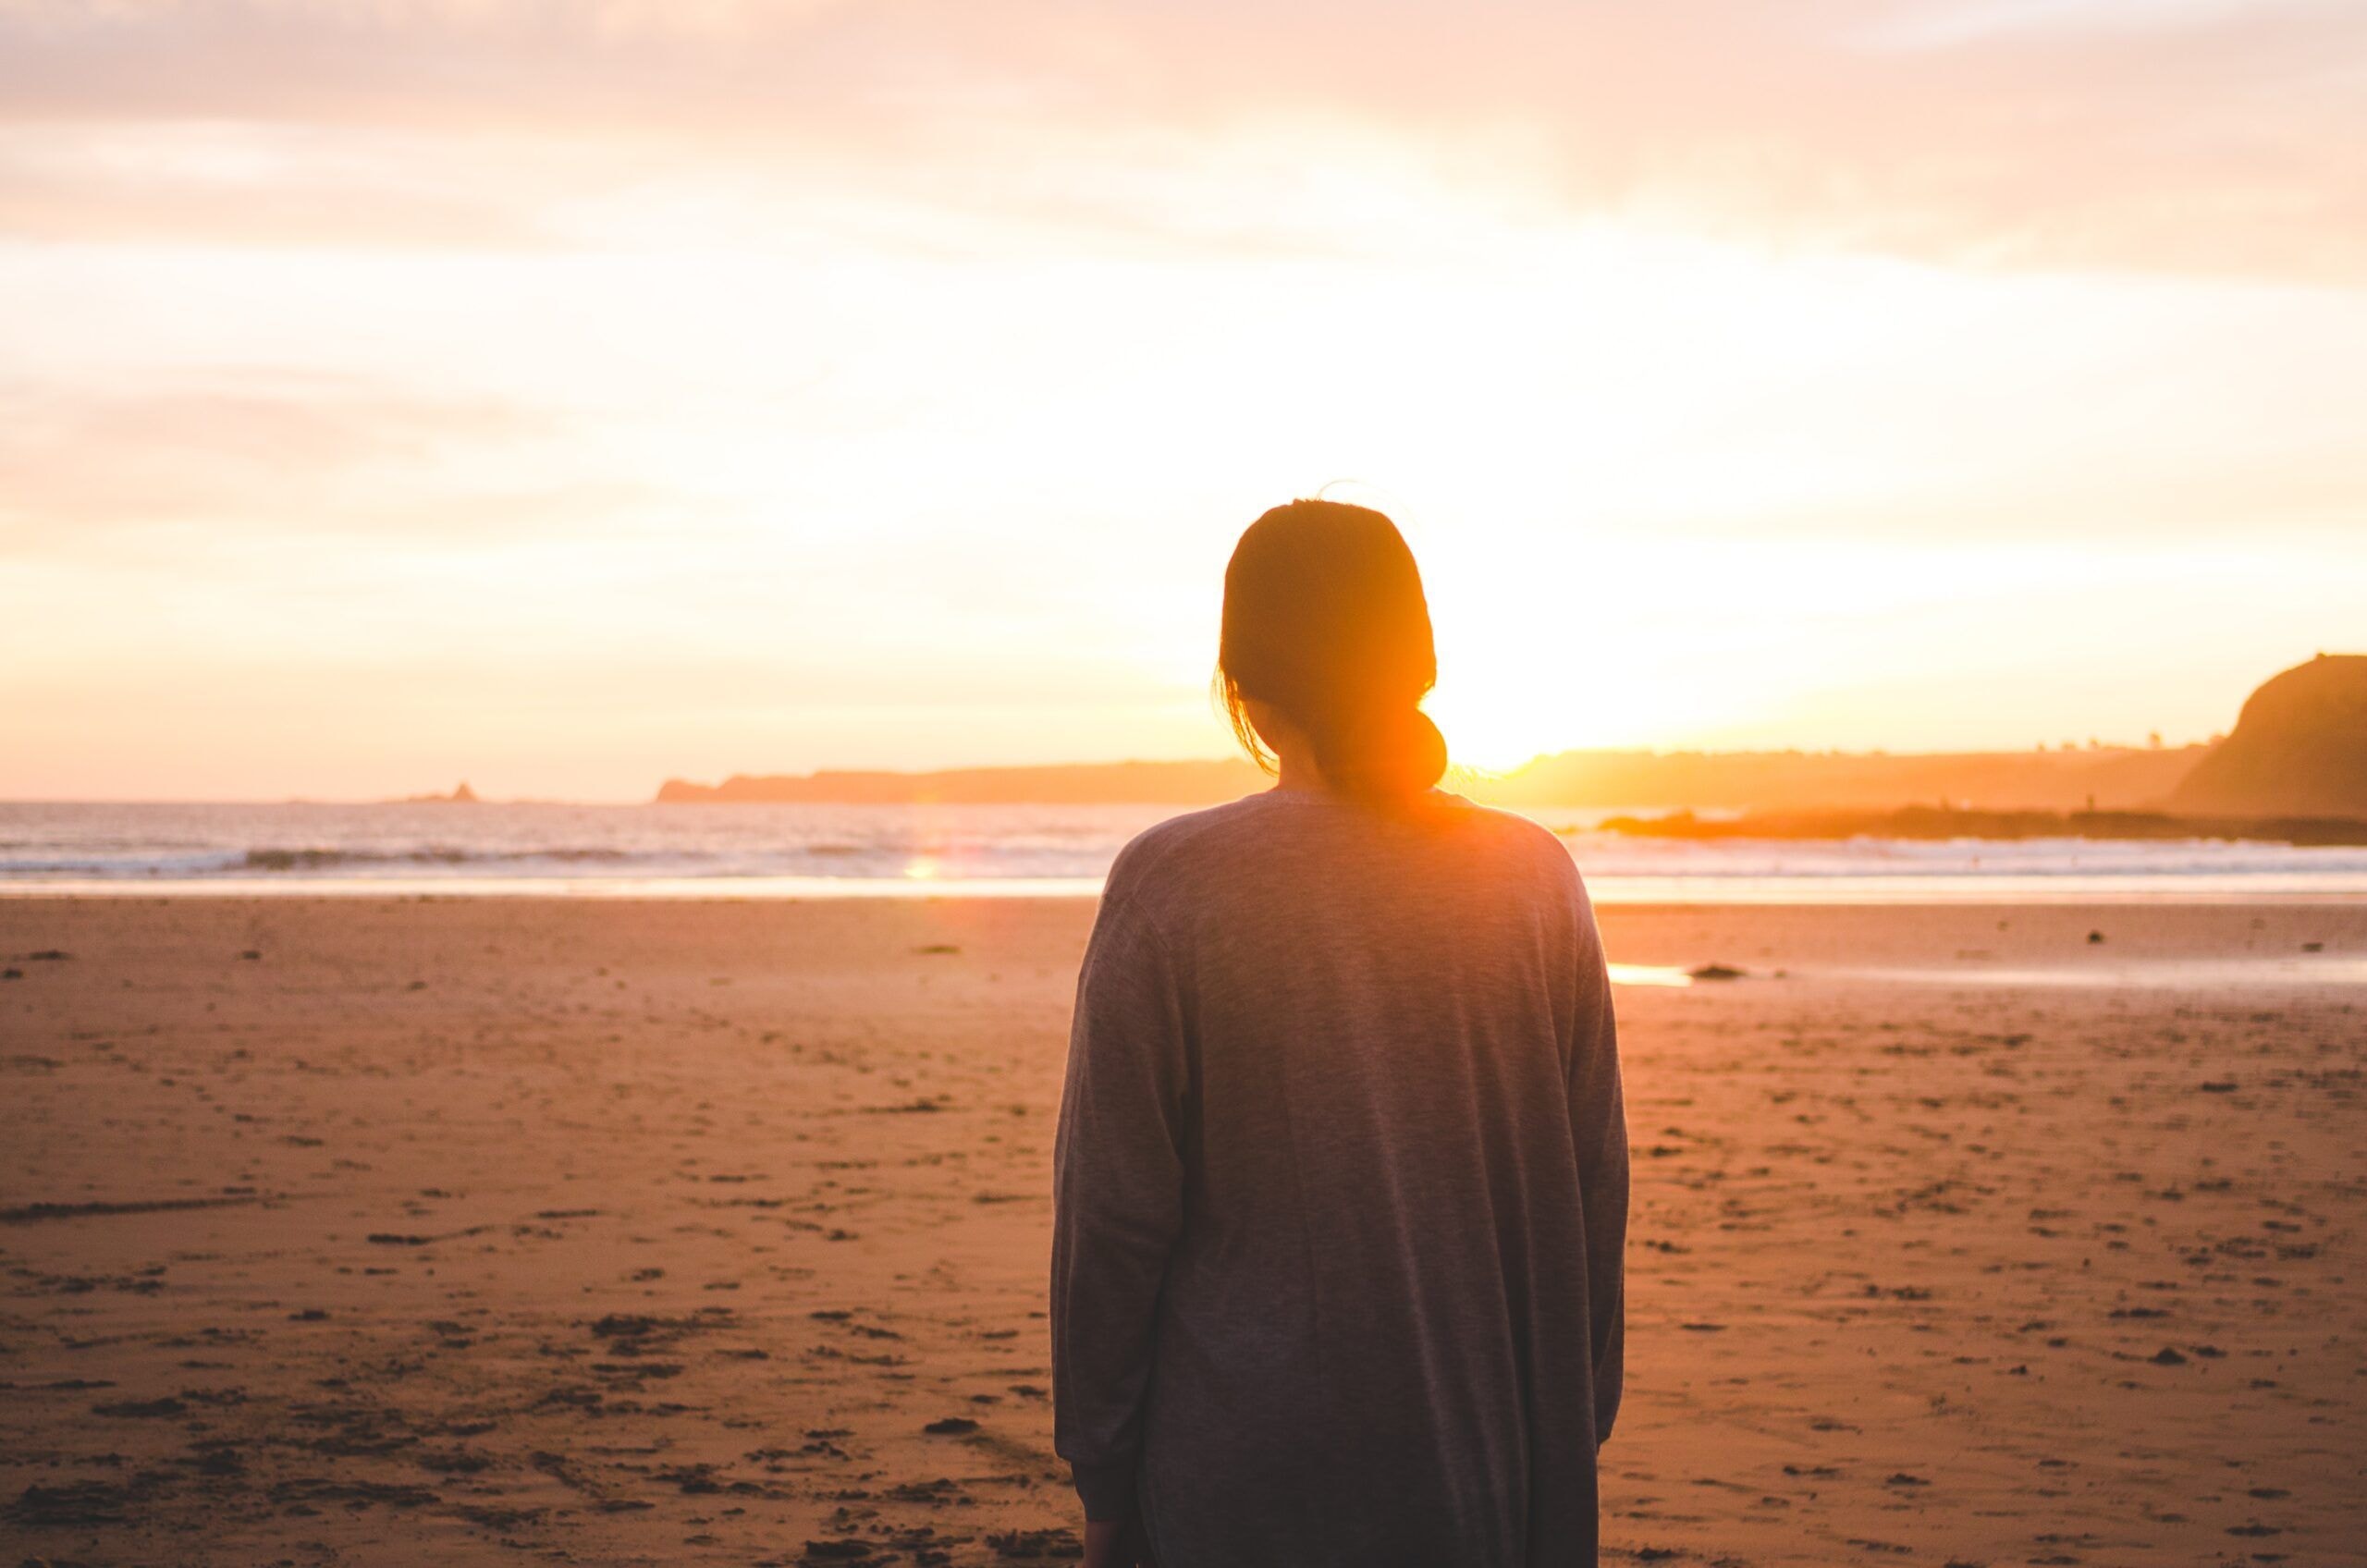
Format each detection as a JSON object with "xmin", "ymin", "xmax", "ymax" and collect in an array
[
  {"xmin": 1427, "ymin": 641, "xmax": 1681, "ymax": 776},
  {"xmin": 1429, "ymin": 688, "xmax": 1555, "ymax": 776}
]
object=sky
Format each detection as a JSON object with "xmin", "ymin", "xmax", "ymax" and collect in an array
[{"xmin": 3, "ymin": 0, "xmax": 2363, "ymax": 801}]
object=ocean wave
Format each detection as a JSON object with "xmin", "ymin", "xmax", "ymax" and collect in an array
[
  {"xmin": 6, "ymin": 802, "xmax": 2367, "ymax": 892},
  {"xmin": 1551, "ymin": 829, "xmax": 2367, "ymax": 880},
  {"xmin": 239, "ymin": 846, "xmax": 634, "ymax": 872}
]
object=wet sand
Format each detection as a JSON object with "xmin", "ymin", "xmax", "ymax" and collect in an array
[{"xmin": 2, "ymin": 896, "xmax": 2361, "ymax": 1566}]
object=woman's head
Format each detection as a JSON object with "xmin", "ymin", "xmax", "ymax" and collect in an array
[{"xmin": 1218, "ymin": 499, "xmax": 1450, "ymax": 802}]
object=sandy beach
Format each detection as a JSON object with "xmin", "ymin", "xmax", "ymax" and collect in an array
[{"xmin": 3, "ymin": 894, "xmax": 2361, "ymax": 1567}]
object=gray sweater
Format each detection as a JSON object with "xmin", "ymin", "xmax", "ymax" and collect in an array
[{"xmin": 1052, "ymin": 788, "xmax": 1627, "ymax": 1567}]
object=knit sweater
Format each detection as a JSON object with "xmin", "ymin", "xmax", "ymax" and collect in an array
[{"xmin": 1052, "ymin": 787, "xmax": 1628, "ymax": 1567}]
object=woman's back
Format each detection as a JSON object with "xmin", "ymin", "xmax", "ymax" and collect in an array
[{"xmin": 1053, "ymin": 787, "xmax": 1627, "ymax": 1567}]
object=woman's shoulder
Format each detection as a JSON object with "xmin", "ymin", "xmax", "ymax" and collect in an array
[
  {"xmin": 1430, "ymin": 791, "xmax": 1589, "ymax": 889},
  {"xmin": 1101, "ymin": 793, "xmax": 1278, "ymax": 905},
  {"xmin": 1105, "ymin": 790, "xmax": 1579, "ymax": 906}
]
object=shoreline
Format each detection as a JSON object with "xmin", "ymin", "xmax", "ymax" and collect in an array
[
  {"xmin": 7, "ymin": 876, "xmax": 2367, "ymax": 905},
  {"xmin": 9, "ymin": 895, "xmax": 2365, "ymax": 993}
]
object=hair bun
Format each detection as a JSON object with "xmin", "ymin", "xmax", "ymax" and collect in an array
[
  {"xmin": 1335, "ymin": 703, "xmax": 1448, "ymax": 798},
  {"xmin": 1407, "ymin": 708, "xmax": 1449, "ymax": 787}
]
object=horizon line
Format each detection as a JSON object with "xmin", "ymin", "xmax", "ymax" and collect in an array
[{"xmin": 0, "ymin": 735, "xmax": 2221, "ymax": 809}]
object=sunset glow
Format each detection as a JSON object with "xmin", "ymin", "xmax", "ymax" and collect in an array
[
  {"xmin": 8, "ymin": 13, "xmax": 2367, "ymax": 1563},
  {"xmin": 5, "ymin": 1, "xmax": 2364, "ymax": 799}
]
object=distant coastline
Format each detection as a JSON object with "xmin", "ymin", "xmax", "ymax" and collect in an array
[
  {"xmin": 387, "ymin": 781, "xmax": 479, "ymax": 805},
  {"xmin": 655, "ymin": 744, "xmax": 2208, "ymax": 814},
  {"xmin": 656, "ymin": 655, "xmax": 2367, "ymax": 831},
  {"xmin": 656, "ymin": 758, "xmax": 1266, "ymax": 806}
]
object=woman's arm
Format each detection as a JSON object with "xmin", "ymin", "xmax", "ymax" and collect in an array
[
  {"xmin": 1568, "ymin": 885, "xmax": 1629, "ymax": 1444},
  {"xmin": 1051, "ymin": 897, "xmax": 1190, "ymax": 1531},
  {"xmin": 1081, "ymin": 1516, "xmax": 1157, "ymax": 1568}
]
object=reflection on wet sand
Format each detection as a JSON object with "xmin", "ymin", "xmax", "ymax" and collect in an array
[{"xmin": 1821, "ymin": 955, "xmax": 2367, "ymax": 988}]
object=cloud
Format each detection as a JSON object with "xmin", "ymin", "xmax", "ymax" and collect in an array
[
  {"xmin": 0, "ymin": 123, "xmax": 561, "ymax": 249},
  {"xmin": 1860, "ymin": 0, "xmax": 2340, "ymax": 49},
  {"xmin": 0, "ymin": 371, "xmax": 668, "ymax": 545},
  {"xmin": 0, "ymin": 0, "xmax": 2357, "ymax": 281}
]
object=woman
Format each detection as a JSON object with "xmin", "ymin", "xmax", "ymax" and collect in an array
[{"xmin": 1052, "ymin": 500, "xmax": 1628, "ymax": 1567}]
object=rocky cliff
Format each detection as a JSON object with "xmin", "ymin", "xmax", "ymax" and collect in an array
[{"xmin": 2172, "ymin": 655, "xmax": 2367, "ymax": 818}]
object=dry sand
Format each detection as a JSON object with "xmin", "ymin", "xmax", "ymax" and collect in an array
[{"xmin": 2, "ymin": 895, "xmax": 2361, "ymax": 1567}]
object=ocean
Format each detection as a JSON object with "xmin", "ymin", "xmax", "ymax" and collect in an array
[{"xmin": 5, "ymin": 800, "xmax": 2366, "ymax": 902}]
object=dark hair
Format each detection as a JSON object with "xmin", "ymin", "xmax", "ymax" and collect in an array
[{"xmin": 1217, "ymin": 499, "xmax": 1450, "ymax": 802}]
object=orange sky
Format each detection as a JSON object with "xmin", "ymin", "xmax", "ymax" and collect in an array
[{"xmin": 3, "ymin": 0, "xmax": 2363, "ymax": 800}]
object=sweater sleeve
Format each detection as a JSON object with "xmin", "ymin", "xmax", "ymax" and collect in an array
[
  {"xmin": 1567, "ymin": 881, "xmax": 1629, "ymax": 1444},
  {"xmin": 1051, "ymin": 896, "xmax": 1191, "ymax": 1522}
]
